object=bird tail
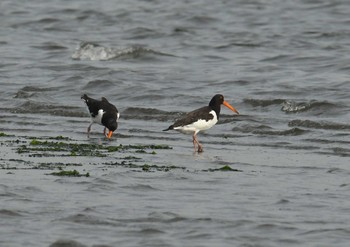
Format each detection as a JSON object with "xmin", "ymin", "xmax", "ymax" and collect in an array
[
  {"xmin": 163, "ymin": 125, "xmax": 174, "ymax": 131},
  {"xmin": 81, "ymin": 94, "xmax": 89, "ymax": 101}
]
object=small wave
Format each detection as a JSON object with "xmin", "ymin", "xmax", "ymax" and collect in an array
[
  {"xmin": 32, "ymin": 42, "xmax": 67, "ymax": 51},
  {"xmin": 12, "ymin": 101, "xmax": 85, "ymax": 117},
  {"xmin": 243, "ymin": 98, "xmax": 285, "ymax": 107},
  {"xmin": 123, "ymin": 107, "xmax": 170, "ymax": 115},
  {"xmin": 0, "ymin": 209, "xmax": 22, "ymax": 217},
  {"xmin": 244, "ymin": 98, "xmax": 340, "ymax": 114},
  {"xmin": 120, "ymin": 184, "xmax": 160, "ymax": 192},
  {"xmin": 276, "ymin": 199, "xmax": 290, "ymax": 204},
  {"xmin": 49, "ymin": 239, "xmax": 87, "ymax": 247},
  {"xmin": 281, "ymin": 100, "xmax": 338, "ymax": 113},
  {"xmin": 71, "ymin": 42, "xmax": 174, "ymax": 61},
  {"xmin": 281, "ymin": 101, "xmax": 308, "ymax": 113},
  {"xmin": 216, "ymin": 42, "xmax": 262, "ymax": 49},
  {"xmin": 331, "ymin": 147, "xmax": 350, "ymax": 157},
  {"xmin": 232, "ymin": 124, "xmax": 272, "ymax": 133},
  {"xmin": 188, "ymin": 15, "xmax": 218, "ymax": 24},
  {"xmin": 82, "ymin": 79, "xmax": 115, "ymax": 90},
  {"xmin": 59, "ymin": 213, "xmax": 117, "ymax": 227},
  {"xmin": 18, "ymin": 86, "xmax": 55, "ymax": 92},
  {"xmin": 14, "ymin": 86, "xmax": 57, "ymax": 99},
  {"xmin": 215, "ymin": 80, "xmax": 251, "ymax": 86},
  {"xmin": 233, "ymin": 124, "xmax": 306, "ymax": 136},
  {"xmin": 122, "ymin": 107, "xmax": 179, "ymax": 121},
  {"xmin": 289, "ymin": 119, "xmax": 350, "ymax": 130},
  {"xmin": 260, "ymin": 54, "xmax": 291, "ymax": 62},
  {"xmin": 138, "ymin": 228, "xmax": 165, "ymax": 235},
  {"xmin": 147, "ymin": 211, "xmax": 185, "ymax": 223},
  {"xmin": 125, "ymin": 27, "xmax": 165, "ymax": 40}
]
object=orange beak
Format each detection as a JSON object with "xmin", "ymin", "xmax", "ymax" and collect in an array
[
  {"xmin": 107, "ymin": 130, "xmax": 113, "ymax": 139},
  {"xmin": 223, "ymin": 100, "xmax": 239, "ymax": 114}
]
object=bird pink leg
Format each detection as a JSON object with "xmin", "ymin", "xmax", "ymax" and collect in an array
[
  {"xmin": 193, "ymin": 132, "xmax": 203, "ymax": 153},
  {"xmin": 192, "ymin": 133, "xmax": 197, "ymax": 153},
  {"xmin": 87, "ymin": 123, "xmax": 93, "ymax": 138}
]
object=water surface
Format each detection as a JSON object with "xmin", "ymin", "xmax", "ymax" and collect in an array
[{"xmin": 1, "ymin": 0, "xmax": 350, "ymax": 246}]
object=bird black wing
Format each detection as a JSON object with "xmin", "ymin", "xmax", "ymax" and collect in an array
[
  {"xmin": 172, "ymin": 106, "xmax": 214, "ymax": 128},
  {"xmin": 81, "ymin": 94, "xmax": 101, "ymax": 117},
  {"xmin": 101, "ymin": 97, "xmax": 118, "ymax": 114}
]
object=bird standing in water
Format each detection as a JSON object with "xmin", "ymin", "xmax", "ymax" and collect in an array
[
  {"xmin": 81, "ymin": 94, "xmax": 119, "ymax": 139},
  {"xmin": 163, "ymin": 94, "xmax": 239, "ymax": 152}
]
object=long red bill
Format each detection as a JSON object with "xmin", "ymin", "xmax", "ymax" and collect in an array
[{"xmin": 223, "ymin": 100, "xmax": 239, "ymax": 114}]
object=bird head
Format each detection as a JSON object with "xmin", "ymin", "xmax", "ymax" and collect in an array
[
  {"xmin": 210, "ymin": 94, "xmax": 239, "ymax": 114},
  {"xmin": 106, "ymin": 118, "xmax": 118, "ymax": 139}
]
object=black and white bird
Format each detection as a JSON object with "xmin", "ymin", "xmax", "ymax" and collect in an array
[
  {"xmin": 81, "ymin": 94, "xmax": 119, "ymax": 139},
  {"xmin": 163, "ymin": 94, "xmax": 239, "ymax": 152}
]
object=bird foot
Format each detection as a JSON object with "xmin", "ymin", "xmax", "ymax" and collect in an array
[{"xmin": 193, "ymin": 134, "xmax": 203, "ymax": 153}]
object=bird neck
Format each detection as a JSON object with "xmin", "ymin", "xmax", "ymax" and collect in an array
[{"xmin": 209, "ymin": 103, "xmax": 221, "ymax": 119}]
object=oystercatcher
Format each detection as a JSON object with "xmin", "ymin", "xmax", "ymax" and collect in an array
[
  {"xmin": 81, "ymin": 94, "xmax": 119, "ymax": 139},
  {"xmin": 163, "ymin": 94, "xmax": 239, "ymax": 152}
]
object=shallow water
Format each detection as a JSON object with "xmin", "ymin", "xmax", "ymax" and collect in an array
[{"xmin": 1, "ymin": 0, "xmax": 350, "ymax": 246}]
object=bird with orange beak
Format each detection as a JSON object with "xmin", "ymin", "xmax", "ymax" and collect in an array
[
  {"xmin": 163, "ymin": 94, "xmax": 239, "ymax": 152},
  {"xmin": 81, "ymin": 94, "xmax": 119, "ymax": 139}
]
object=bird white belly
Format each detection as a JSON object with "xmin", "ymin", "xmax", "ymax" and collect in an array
[{"xmin": 174, "ymin": 110, "xmax": 218, "ymax": 134}]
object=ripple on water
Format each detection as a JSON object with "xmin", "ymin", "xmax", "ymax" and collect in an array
[
  {"xmin": 82, "ymin": 80, "xmax": 116, "ymax": 90},
  {"xmin": 11, "ymin": 101, "xmax": 85, "ymax": 117},
  {"xmin": 288, "ymin": 119, "xmax": 350, "ymax": 131},
  {"xmin": 120, "ymin": 184, "xmax": 161, "ymax": 192},
  {"xmin": 232, "ymin": 124, "xmax": 307, "ymax": 136},
  {"xmin": 59, "ymin": 213, "xmax": 118, "ymax": 227}
]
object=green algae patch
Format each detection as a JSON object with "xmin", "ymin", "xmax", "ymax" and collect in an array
[
  {"xmin": 7, "ymin": 134, "xmax": 176, "ymax": 172},
  {"xmin": 48, "ymin": 136, "xmax": 72, "ymax": 141},
  {"xmin": 219, "ymin": 165, "xmax": 236, "ymax": 171},
  {"xmin": 36, "ymin": 162, "xmax": 83, "ymax": 169},
  {"xmin": 0, "ymin": 132, "xmax": 10, "ymax": 137},
  {"xmin": 22, "ymin": 139, "xmax": 106, "ymax": 157},
  {"xmin": 48, "ymin": 169, "xmax": 90, "ymax": 177},
  {"xmin": 204, "ymin": 165, "xmax": 242, "ymax": 172},
  {"xmin": 141, "ymin": 164, "xmax": 186, "ymax": 172},
  {"xmin": 30, "ymin": 139, "xmax": 42, "ymax": 145},
  {"xmin": 146, "ymin": 144, "xmax": 172, "ymax": 150},
  {"xmin": 106, "ymin": 144, "xmax": 172, "ymax": 153},
  {"xmin": 106, "ymin": 160, "xmax": 185, "ymax": 172},
  {"xmin": 106, "ymin": 145, "xmax": 123, "ymax": 152},
  {"xmin": 106, "ymin": 144, "xmax": 172, "ymax": 155},
  {"xmin": 17, "ymin": 138, "xmax": 172, "ymax": 158},
  {"xmin": 142, "ymin": 164, "xmax": 150, "ymax": 171}
]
